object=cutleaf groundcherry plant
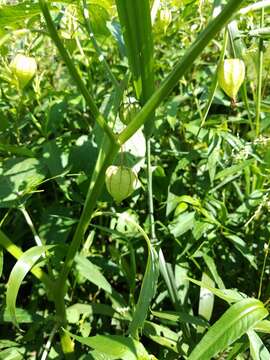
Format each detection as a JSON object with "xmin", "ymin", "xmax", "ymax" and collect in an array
[{"xmin": 0, "ymin": 0, "xmax": 250, "ymax": 358}]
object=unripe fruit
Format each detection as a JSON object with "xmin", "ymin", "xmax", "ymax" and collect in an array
[
  {"xmin": 10, "ymin": 54, "xmax": 37, "ymax": 88},
  {"xmin": 105, "ymin": 166, "xmax": 138, "ymax": 203},
  {"xmin": 217, "ymin": 58, "xmax": 245, "ymax": 100},
  {"xmin": 159, "ymin": 9, "xmax": 172, "ymax": 33},
  {"xmin": 120, "ymin": 102, "xmax": 140, "ymax": 125}
]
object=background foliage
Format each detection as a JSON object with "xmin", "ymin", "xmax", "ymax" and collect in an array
[{"xmin": 1, "ymin": 0, "xmax": 270, "ymax": 359}]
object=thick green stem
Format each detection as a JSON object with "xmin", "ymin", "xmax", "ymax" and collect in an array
[
  {"xmin": 38, "ymin": 0, "xmax": 116, "ymax": 144},
  {"xmin": 118, "ymin": 0, "xmax": 245, "ymax": 145}
]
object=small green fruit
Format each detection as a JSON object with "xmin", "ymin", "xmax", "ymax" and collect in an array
[
  {"xmin": 10, "ymin": 54, "xmax": 37, "ymax": 88},
  {"xmin": 105, "ymin": 166, "xmax": 138, "ymax": 203},
  {"xmin": 217, "ymin": 58, "xmax": 245, "ymax": 100},
  {"xmin": 120, "ymin": 102, "xmax": 140, "ymax": 125}
]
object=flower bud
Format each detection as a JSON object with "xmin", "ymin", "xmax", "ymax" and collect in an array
[
  {"xmin": 10, "ymin": 54, "xmax": 37, "ymax": 88},
  {"xmin": 105, "ymin": 166, "xmax": 138, "ymax": 203},
  {"xmin": 217, "ymin": 58, "xmax": 245, "ymax": 100}
]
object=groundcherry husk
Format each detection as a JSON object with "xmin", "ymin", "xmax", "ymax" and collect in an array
[
  {"xmin": 217, "ymin": 58, "xmax": 245, "ymax": 100},
  {"xmin": 105, "ymin": 165, "xmax": 138, "ymax": 203}
]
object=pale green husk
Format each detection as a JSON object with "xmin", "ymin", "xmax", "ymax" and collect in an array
[
  {"xmin": 105, "ymin": 166, "xmax": 137, "ymax": 202},
  {"xmin": 217, "ymin": 58, "xmax": 245, "ymax": 99},
  {"xmin": 10, "ymin": 54, "xmax": 37, "ymax": 88}
]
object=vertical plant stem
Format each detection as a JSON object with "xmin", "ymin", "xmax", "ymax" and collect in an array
[
  {"xmin": 40, "ymin": 324, "xmax": 58, "ymax": 360},
  {"xmin": 258, "ymin": 239, "xmax": 270, "ymax": 299},
  {"xmin": 146, "ymin": 138, "xmax": 156, "ymax": 242},
  {"xmin": 255, "ymin": 8, "xmax": 264, "ymax": 137},
  {"xmin": 20, "ymin": 206, "xmax": 54, "ymax": 278},
  {"xmin": 20, "ymin": 206, "xmax": 43, "ymax": 247}
]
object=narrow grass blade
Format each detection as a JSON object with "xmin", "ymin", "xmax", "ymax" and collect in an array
[
  {"xmin": 128, "ymin": 247, "xmax": 159, "ymax": 339},
  {"xmin": 6, "ymin": 245, "xmax": 53, "ymax": 328}
]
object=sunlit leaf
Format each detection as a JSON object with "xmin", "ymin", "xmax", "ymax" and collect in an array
[{"xmin": 188, "ymin": 298, "xmax": 268, "ymax": 360}]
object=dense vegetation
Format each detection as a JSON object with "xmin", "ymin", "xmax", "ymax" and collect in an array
[{"xmin": 1, "ymin": 0, "xmax": 270, "ymax": 359}]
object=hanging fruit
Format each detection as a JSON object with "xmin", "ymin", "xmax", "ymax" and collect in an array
[
  {"xmin": 10, "ymin": 54, "xmax": 37, "ymax": 88},
  {"xmin": 217, "ymin": 58, "xmax": 245, "ymax": 101},
  {"xmin": 120, "ymin": 102, "xmax": 140, "ymax": 125},
  {"xmin": 105, "ymin": 165, "xmax": 138, "ymax": 203}
]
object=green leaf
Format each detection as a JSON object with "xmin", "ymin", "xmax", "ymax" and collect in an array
[
  {"xmin": 66, "ymin": 303, "xmax": 128, "ymax": 324},
  {"xmin": 0, "ymin": 348, "xmax": 23, "ymax": 360},
  {"xmin": 0, "ymin": 248, "xmax": 3, "ymax": 279},
  {"xmin": 128, "ymin": 247, "xmax": 159, "ymax": 339},
  {"xmin": 188, "ymin": 277, "xmax": 246, "ymax": 303},
  {"xmin": 188, "ymin": 298, "xmax": 268, "ymax": 360},
  {"xmin": 208, "ymin": 135, "xmax": 221, "ymax": 184},
  {"xmin": 0, "ymin": 2, "xmax": 41, "ymax": 34},
  {"xmin": 224, "ymin": 233, "xmax": 257, "ymax": 269},
  {"xmin": 253, "ymin": 320, "xmax": 270, "ymax": 333},
  {"xmin": 0, "ymin": 143, "xmax": 34, "ymax": 157},
  {"xmin": 151, "ymin": 310, "xmax": 209, "ymax": 328},
  {"xmin": 75, "ymin": 254, "xmax": 126, "ymax": 308},
  {"xmin": 197, "ymin": 273, "xmax": 215, "ymax": 333},
  {"xmin": 0, "ymin": 157, "xmax": 46, "ymax": 208},
  {"xmin": 214, "ymin": 159, "xmax": 253, "ymax": 180},
  {"xmin": 169, "ymin": 211, "xmax": 195, "ymax": 237},
  {"xmin": 64, "ymin": 330, "xmax": 149, "ymax": 360},
  {"xmin": 6, "ymin": 245, "xmax": 53, "ymax": 327},
  {"xmin": 143, "ymin": 321, "xmax": 179, "ymax": 353},
  {"xmin": 202, "ymin": 253, "xmax": 225, "ymax": 289},
  {"xmin": 247, "ymin": 330, "xmax": 270, "ymax": 360},
  {"xmin": 88, "ymin": 4, "xmax": 110, "ymax": 36},
  {"xmin": 0, "ymin": 307, "xmax": 43, "ymax": 324},
  {"xmin": 158, "ymin": 249, "xmax": 180, "ymax": 307}
]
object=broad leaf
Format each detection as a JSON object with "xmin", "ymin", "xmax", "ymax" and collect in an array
[
  {"xmin": 75, "ymin": 254, "xmax": 126, "ymax": 308},
  {"xmin": 0, "ymin": 157, "xmax": 46, "ymax": 208},
  {"xmin": 188, "ymin": 298, "xmax": 268, "ymax": 360}
]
